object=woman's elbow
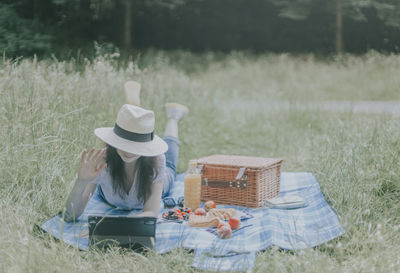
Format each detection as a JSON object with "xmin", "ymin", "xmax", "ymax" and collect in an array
[{"xmin": 62, "ymin": 211, "xmax": 76, "ymax": 223}]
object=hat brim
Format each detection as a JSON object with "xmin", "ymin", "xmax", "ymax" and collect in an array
[{"xmin": 94, "ymin": 127, "xmax": 168, "ymax": 157}]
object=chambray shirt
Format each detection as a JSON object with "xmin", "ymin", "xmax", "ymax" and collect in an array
[{"xmin": 91, "ymin": 154, "xmax": 166, "ymax": 210}]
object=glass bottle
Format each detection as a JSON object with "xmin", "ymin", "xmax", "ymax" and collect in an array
[{"xmin": 184, "ymin": 160, "xmax": 202, "ymax": 210}]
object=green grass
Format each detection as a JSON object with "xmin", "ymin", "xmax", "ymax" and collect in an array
[{"xmin": 0, "ymin": 52, "xmax": 399, "ymax": 272}]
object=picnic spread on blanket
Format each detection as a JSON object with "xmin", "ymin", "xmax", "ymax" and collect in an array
[{"xmin": 41, "ymin": 155, "xmax": 345, "ymax": 272}]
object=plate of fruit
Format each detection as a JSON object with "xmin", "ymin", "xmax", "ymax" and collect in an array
[{"xmin": 161, "ymin": 207, "xmax": 192, "ymax": 223}]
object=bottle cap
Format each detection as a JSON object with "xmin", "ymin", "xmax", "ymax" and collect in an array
[{"xmin": 188, "ymin": 160, "xmax": 197, "ymax": 168}]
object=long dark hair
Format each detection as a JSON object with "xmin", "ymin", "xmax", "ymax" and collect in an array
[{"xmin": 105, "ymin": 145, "xmax": 159, "ymax": 203}]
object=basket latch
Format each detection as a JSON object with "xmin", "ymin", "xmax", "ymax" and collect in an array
[
  {"xmin": 236, "ymin": 168, "xmax": 246, "ymax": 180},
  {"xmin": 232, "ymin": 168, "xmax": 248, "ymax": 189},
  {"xmin": 228, "ymin": 180, "xmax": 247, "ymax": 189}
]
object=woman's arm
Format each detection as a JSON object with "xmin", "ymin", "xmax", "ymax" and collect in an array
[
  {"xmin": 63, "ymin": 148, "xmax": 106, "ymax": 222},
  {"xmin": 63, "ymin": 179, "xmax": 97, "ymax": 222},
  {"xmin": 140, "ymin": 181, "xmax": 163, "ymax": 217}
]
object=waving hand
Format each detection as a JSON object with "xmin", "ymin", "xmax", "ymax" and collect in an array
[{"xmin": 77, "ymin": 147, "xmax": 107, "ymax": 182}]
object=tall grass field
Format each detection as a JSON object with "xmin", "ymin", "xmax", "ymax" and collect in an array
[{"xmin": 0, "ymin": 51, "xmax": 399, "ymax": 272}]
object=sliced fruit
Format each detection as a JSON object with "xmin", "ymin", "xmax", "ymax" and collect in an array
[{"xmin": 204, "ymin": 200, "xmax": 217, "ymax": 212}]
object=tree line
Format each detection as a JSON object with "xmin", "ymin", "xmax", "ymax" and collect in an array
[{"xmin": 1, "ymin": 0, "xmax": 400, "ymax": 58}]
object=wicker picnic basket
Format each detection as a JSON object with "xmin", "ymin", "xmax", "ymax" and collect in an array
[{"xmin": 195, "ymin": 155, "xmax": 283, "ymax": 208}]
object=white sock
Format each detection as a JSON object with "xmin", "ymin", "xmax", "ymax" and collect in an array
[{"xmin": 165, "ymin": 102, "xmax": 189, "ymax": 121}]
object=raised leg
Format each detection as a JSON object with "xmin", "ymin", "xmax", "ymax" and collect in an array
[
  {"xmin": 161, "ymin": 103, "xmax": 188, "ymax": 197},
  {"xmin": 124, "ymin": 81, "xmax": 141, "ymax": 106}
]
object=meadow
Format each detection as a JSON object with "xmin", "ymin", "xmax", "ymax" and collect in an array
[{"xmin": 0, "ymin": 51, "xmax": 399, "ymax": 272}]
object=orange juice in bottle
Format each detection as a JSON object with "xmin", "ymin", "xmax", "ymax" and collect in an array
[{"xmin": 184, "ymin": 160, "xmax": 201, "ymax": 210}]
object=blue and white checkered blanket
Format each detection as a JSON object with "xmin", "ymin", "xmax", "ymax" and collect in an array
[{"xmin": 41, "ymin": 172, "xmax": 344, "ymax": 272}]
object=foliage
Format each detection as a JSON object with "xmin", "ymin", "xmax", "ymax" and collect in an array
[
  {"xmin": 0, "ymin": 4, "xmax": 52, "ymax": 57},
  {"xmin": 268, "ymin": 0, "xmax": 400, "ymax": 26},
  {"xmin": 267, "ymin": 0, "xmax": 313, "ymax": 20},
  {"xmin": 2, "ymin": 0, "xmax": 400, "ymax": 56},
  {"xmin": 266, "ymin": 0, "xmax": 400, "ymax": 53},
  {"xmin": 93, "ymin": 41, "xmax": 120, "ymax": 57},
  {"xmin": 372, "ymin": 0, "xmax": 400, "ymax": 28}
]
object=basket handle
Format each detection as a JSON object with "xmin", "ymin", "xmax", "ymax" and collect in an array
[{"xmin": 236, "ymin": 168, "xmax": 246, "ymax": 180}]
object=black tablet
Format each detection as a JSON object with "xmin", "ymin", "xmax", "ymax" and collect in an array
[{"xmin": 88, "ymin": 215, "xmax": 157, "ymax": 251}]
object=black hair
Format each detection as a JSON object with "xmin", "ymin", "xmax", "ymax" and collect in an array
[{"xmin": 105, "ymin": 144, "xmax": 159, "ymax": 203}]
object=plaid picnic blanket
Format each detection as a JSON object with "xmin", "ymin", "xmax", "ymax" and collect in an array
[{"xmin": 41, "ymin": 172, "xmax": 344, "ymax": 272}]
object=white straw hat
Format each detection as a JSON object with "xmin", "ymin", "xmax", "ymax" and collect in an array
[{"xmin": 94, "ymin": 104, "xmax": 168, "ymax": 156}]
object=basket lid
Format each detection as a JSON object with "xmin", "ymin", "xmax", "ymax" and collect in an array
[{"xmin": 196, "ymin": 154, "xmax": 283, "ymax": 169}]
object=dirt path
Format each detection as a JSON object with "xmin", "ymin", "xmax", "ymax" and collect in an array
[
  {"xmin": 297, "ymin": 101, "xmax": 400, "ymax": 115},
  {"xmin": 228, "ymin": 100, "xmax": 400, "ymax": 115}
]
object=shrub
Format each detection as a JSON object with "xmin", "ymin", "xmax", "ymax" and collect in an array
[{"xmin": 0, "ymin": 4, "xmax": 52, "ymax": 57}]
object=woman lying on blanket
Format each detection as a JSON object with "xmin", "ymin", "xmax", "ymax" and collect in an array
[{"xmin": 63, "ymin": 82, "xmax": 188, "ymax": 222}]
